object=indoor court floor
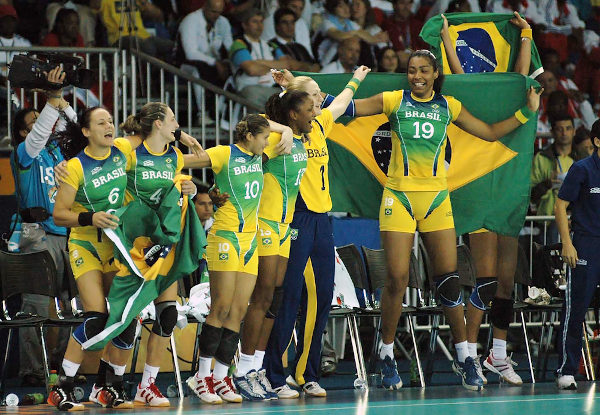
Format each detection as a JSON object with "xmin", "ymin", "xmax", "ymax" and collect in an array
[{"xmin": 2, "ymin": 382, "xmax": 597, "ymax": 415}]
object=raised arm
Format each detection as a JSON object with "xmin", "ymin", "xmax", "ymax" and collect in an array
[
  {"xmin": 453, "ymin": 86, "xmax": 542, "ymax": 142},
  {"xmin": 440, "ymin": 14, "xmax": 464, "ymax": 74},
  {"xmin": 511, "ymin": 12, "xmax": 532, "ymax": 76},
  {"xmin": 327, "ymin": 66, "xmax": 371, "ymax": 120}
]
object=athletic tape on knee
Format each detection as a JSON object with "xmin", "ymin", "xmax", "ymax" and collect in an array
[
  {"xmin": 111, "ymin": 318, "xmax": 138, "ymax": 350},
  {"xmin": 469, "ymin": 278, "xmax": 498, "ymax": 311},
  {"xmin": 266, "ymin": 286, "xmax": 284, "ymax": 319},
  {"xmin": 72, "ymin": 311, "xmax": 108, "ymax": 345},
  {"xmin": 489, "ymin": 297, "xmax": 513, "ymax": 330},
  {"xmin": 434, "ymin": 272, "xmax": 463, "ymax": 308},
  {"xmin": 214, "ymin": 327, "xmax": 240, "ymax": 365},
  {"xmin": 152, "ymin": 301, "xmax": 178, "ymax": 337},
  {"xmin": 198, "ymin": 323, "xmax": 223, "ymax": 357}
]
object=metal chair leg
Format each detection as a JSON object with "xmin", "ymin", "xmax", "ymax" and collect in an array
[
  {"xmin": 352, "ymin": 315, "xmax": 368, "ymax": 387},
  {"xmin": 583, "ymin": 322, "xmax": 595, "ymax": 381},
  {"xmin": 0, "ymin": 328, "xmax": 13, "ymax": 404},
  {"xmin": 190, "ymin": 322, "xmax": 202, "ymax": 374},
  {"xmin": 170, "ymin": 335, "xmax": 184, "ymax": 399},
  {"xmin": 346, "ymin": 315, "xmax": 367, "ymax": 389},
  {"xmin": 520, "ymin": 311, "xmax": 535, "ymax": 383},
  {"xmin": 407, "ymin": 316, "xmax": 425, "ymax": 388},
  {"xmin": 39, "ymin": 325, "xmax": 51, "ymax": 395}
]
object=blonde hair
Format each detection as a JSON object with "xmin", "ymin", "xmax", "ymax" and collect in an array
[
  {"xmin": 287, "ymin": 76, "xmax": 315, "ymax": 93},
  {"xmin": 120, "ymin": 102, "xmax": 169, "ymax": 138}
]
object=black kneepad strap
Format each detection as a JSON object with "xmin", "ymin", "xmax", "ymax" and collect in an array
[
  {"xmin": 266, "ymin": 286, "xmax": 285, "ymax": 319},
  {"xmin": 198, "ymin": 323, "xmax": 223, "ymax": 357},
  {"xmin": 72, "ymin": 311, "xmax": 109, "ymax": 345},
  {"xmin": 435, "ymin": 272, "xmax": 463, "ymax": 308},
  {"xmin": 469, "ymin": 278, "xmax": 497, "ymax": 311},
  {"xmin": 152, "ymin": 301, "xmax": 178, "ymax": 337},
  {"xmin": 214, "ymin": 327, "xmax": 240, "ymax": 365},
  {"xmin": 489, "ymin": 297, "xmax": 513, "ymax": 330},
  {"xmin": 111, "ymin": 318, "xmax": 138, "ymax": 350}
]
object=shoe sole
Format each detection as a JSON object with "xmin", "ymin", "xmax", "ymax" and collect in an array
[
  {"xmin": 186, "ymin": 378, "xmax": 223, "ymax": 404},
  {"xmin": 483, "ymin": 360, "xmax": 523, "ymax": 386},
  {"xmin": 221, "ymin": 396, "xmax": 243, "ymax": 403},
  {"xmin": 382, "ymin": 383, "xmax": 403, "ymax": 390},
  {"xmin": 304, "ymin": 392, "xmax": 327, "ymax": 397},
  {"xmin": 134, "ymin": 399, "xmax": 171, "ymax": 407},
  {"xmin": 277, "ymin": 393, "xmax": 299, "ymax": 399}
]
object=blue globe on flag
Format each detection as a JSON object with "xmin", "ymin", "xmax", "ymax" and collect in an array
[{"xmin": 455, "ymin": 28, "xmax": 497, "ymax": 73}]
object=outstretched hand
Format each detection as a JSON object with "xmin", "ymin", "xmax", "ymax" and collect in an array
[
  {"xmin": 510, "ymin": 11, "xmax": 530, "ymax": 30},
  {"xmin": 271, "ymin": 68, "xmax": 294, "ymax": 88},
  {"xmin": 526, "ymin": 85, "xmax": 544, "ymax": 112},
  {"xmin": 352, "ymin": 65, "xmax": 371, "ymax": 82},
  {"xmin": 441, "ymin": 14, "xmax": 449, "ymax": 34}
]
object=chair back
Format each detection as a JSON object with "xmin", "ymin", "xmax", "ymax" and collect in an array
[
  {"xmin": 0, "ymin": 250, "xmax": 60, "ymax": 301},
  {"xmin": 361, "ymin": 246, "xmax": 387, "ymax": 292},
  {"xmin": 336, "ymin": 244, "xmax": 368, "ymax": 290}
]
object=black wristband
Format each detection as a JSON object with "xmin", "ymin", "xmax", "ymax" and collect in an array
[
  {"xmin": 174, "ymin": 129, "xmax": 182, "ymax": 141},
  {"xmin": 78, "ymin": 212, "xmax": 95, "ymax": 226}
]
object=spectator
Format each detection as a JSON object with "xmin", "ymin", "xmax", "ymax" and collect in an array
[
  {"xmin": 530, "ymin": 115, "xmax": 578, "ymax": 243},
  {"xmin": 445, "ymin": 0, "xmax": 472, "ymax": 13},
  {"xmin": 314, "ymin": 0, "xmax": 383, "ymax": 66},
  {"xmin": 179, "ymin": 0, "xmax": 232, "ymax": 119},
  {"xmin": 574, "ymin": 127, "xmax": 595, "ymax": 158},
  {"xmin": 320, "ymin": 36, "xmax": 360, "ymax": 73},
  {"xmin": 377, "ymin": 46, "xmax": 399, "ymax": 72},
  {"xmin": 46, "ymin": 0, "xmax": 100, "ymax": 46},
  {"xmin": 426, "ymin": 0, "xmax": 479, "ymax": 20},
  {"xmin": 262, "ymin": 0, "xmax": 313, "ymax": 59},
  {"xmin": 269, "ymin": 8, "xmax": 320, "ymax": 72},
  {"xmin": 10, "ymin": 68, "xmax": 74, "ymax": 387},
  {"xmin": 351, "ymin": 0, "xmax": 388, "ymax": 69},
  {"xmin": 381, "ymin": 0, "xmax": 427, "ymax": 71},
  {"xmin": 535, "ymin": 0, "xmax": 585, "ymax": 62},
  {"xmin": 0, "ymin": 5, "xmax": 31, "ymax": 81},
  {"xmin": 193, "ymin": 182, "xmax": 215, "ymax": 233},
  {"xmin": 229, "ymin": 8, "xmax": 292, "ymax": 109},
  {"xmin": 99, "ymin": 0, "xmax": 174, "ymax": 60},
  {"xmin": 488, "ymin": 0, "xmax": 545, "ymax": 26},
  {"xmin": 42, "ymin": 7, "xmax": 84, "ymax": 47}
]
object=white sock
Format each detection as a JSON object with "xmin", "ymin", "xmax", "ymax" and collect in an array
[
  {"xmin": 455, "ymin": 341, "xmax": 469, "ymax": 363},
  {"xmin": 467, "ymin": 342, "xmax": 478, "ymax": 358},
  {"xmin": 109, "ymin": 362, "xmax": 126, "ymax": 376},
  {"xmin": 196, "ymin": 356, "xmax": 212, "ymax": 379},
  {"xmin": 62, "ymin": 359, "xmax": 80, "ymax": 377},
  {"xmin": 213, "ymin": 361, "xmax": 229, "ymax": 380},
  {"xmin": 253, "ymin": 350, "xmax": 265, "ymax": 370},
  {"xmin": 235, "ymin": 353, "xmax": 254, "ymax": 377},
  {"xmin": 379, "ymin": 341, "xmax": 394, "ymax": 360},
  {"xmin": 492, "ymin": 338, "xmax": 507, "ymax": 360},
  {"xmin": 140, "ymin": 364, "xmax": 160, "ymax": 387}
]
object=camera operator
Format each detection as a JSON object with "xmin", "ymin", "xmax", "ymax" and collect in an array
[{"xmin": 10, "ymin": 66, "xmax": 76, "ymax": 387}]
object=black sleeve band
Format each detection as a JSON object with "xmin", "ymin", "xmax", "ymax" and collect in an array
[
  {"xmin": 78, "ymin": 212, "xmax": 95, "ymax": 226},
  {"xmin": 174, "ymin": 129, "xmax": 182, "ymax": 141}
]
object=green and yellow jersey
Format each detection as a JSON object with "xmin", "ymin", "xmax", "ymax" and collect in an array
[
  {"xmin": 207, "ymin": 144, "xmax": 264, "ymax": 233},
  {"xmin": 382, "ymin": 90, "xmax": 462, "ymax": 191}
]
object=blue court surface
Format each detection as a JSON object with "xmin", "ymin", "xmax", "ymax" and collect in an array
[{"xmin": 2, "ymin": 382, "xmax": 597, "ymax": 415}]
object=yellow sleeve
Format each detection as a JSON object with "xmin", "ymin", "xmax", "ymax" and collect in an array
[
  {"xmin": 445, "ymin": 96, "xmax": 462, "ymax": 121},
  {"xmin": 382, "ymin": 90, "xmax": 404, "ymax": 116},
  {"xmin": 206, "ymin": 146, "xmax": 229, "ymax": 175},
  {"xmin": 174, "ymin": 146, "xmax": 185, "ymax": 173},
  {"xmin": 264, "ymin": 132, "xmax": 281, "ymax": 160},
  {"xmin": 62, "ymin": 158, "xmax": 84, "ymax": 191},
  {"xmin": 316, "ymin": 109, "xmax": 334, "ymax": 136},
  {"xmin": 114, "ymin": 137, "xmax": 133, "ymax": 171}
]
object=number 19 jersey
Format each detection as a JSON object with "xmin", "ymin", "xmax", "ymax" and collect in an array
[
  {"xmin": 382, "ymin": 90, "xmax": 462, "ymax": 191},
  {"xmin": 207, "ymin": 144, "xmax": 263, "ymax": 233}
]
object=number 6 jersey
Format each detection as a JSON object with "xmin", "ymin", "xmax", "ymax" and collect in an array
[
  {"xmin": 207, "ymin": 144, "xmax": 264, "ymax": 233},
  {"xmin": 382, "ymin": 90, "xmax": 462, "ymax": 192}
]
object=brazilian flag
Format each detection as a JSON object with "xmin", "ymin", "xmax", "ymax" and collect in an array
[
  {"xmin": 420, "ymin": 12, "xmax": 544, "ymax": 78},
  {"xmin": 81, "ymin": 176, "xmax": 206, "ymax": 351},
  {"xmin": 304, "ymin": 72, "xmax": 539, "ymax": 237}
]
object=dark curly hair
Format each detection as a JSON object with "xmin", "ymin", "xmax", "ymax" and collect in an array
[{"xmin": 55, "ymin": 106, "xmax": 105, "ymax": 159}]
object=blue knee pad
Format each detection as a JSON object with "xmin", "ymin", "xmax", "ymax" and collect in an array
[
  {"xmin": 72, "ymin": 312, "xmax": 108, "ymax": 345},
  {"xmin": 111, "ymin": 318, "xmax": 138, "ymax": 350},
  {"xmin": 469, "ymin": 278, "xmax": 498, "ymax": 311},
  {"xmin": 435, "ymin": 272, "xmax": 463, "ymax": 308}
]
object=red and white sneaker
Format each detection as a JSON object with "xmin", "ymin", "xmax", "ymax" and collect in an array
[
  {"xmin": 213, "ymin": 376, "xmax": 242, "ymax": 403},
  {"xmin": 88, "ymin": 383, "xmax": 102, "ymax": 404},
  {"xmin": 186, "ymin": 375, "xmax": 222, "ymax": 404},
  {"xmin": 134, "ymin": 382, "xmax": 170, "ymax": 407},
  {"xmin": 483, "ymin": 352, "xmax": 523, "ymax": 385}
]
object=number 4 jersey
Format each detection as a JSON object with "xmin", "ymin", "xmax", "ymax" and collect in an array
[
  {"xmin": 207, "ymin": 144, "xmax": 264, "ymax": 233},
  {"xmin": 382, "ymin": 90, "xmax": 462, "ymax": 192},
  {"xmin": 62, "ymin": 138, "xmax": 132, "ymax": 239}
]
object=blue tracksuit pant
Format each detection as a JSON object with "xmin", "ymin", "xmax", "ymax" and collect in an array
[
  {"xmin": 557, "ymin": 233, "xmax": 600, "ymax": 376},
  {"xmin": 263, "ymin": 209, "xmax": 335, "ymax": 387}
]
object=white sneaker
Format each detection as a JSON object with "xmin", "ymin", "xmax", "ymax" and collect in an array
[
  {"xmin": 302, "ymin": 381, "xmax": 326, "ymax": 397},
  {"xmin": 473, "ymin": 356, "xmax": 488, "ymax": 385},
  {"xmin": 257, "ymin": 369, "xmax": 278, "ymax": 400},
  {"xmin": 134, "ymin": 382, "xmax": 170, "ymax": 407},
  {"xmin": 483, "ymin": 352, "xmax": 523, "ymax": 385},
  {"xmin": 186, "ymin": 375, "xmax": 222, "ymax": 404},
  {"xmin": 213, "ymin": 376, "xmax": 242, "ymax": 403},
  {"xmin": 286, "ymin": 375, "xmax": 300, "ymax": 388},
  {"xmin": 556, "ymin": 375, "xmax": 577, "ymax": 390},
  {"xmin": 88, "ymin": 383, "xmax": 102, "ymax": 403},
  {"xmin": 274, "ymin": 384, "xmax": 299, "ymax": 399}
]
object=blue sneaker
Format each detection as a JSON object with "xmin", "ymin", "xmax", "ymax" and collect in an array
[
  {"xmin": 257, "ymin": 369, "xmax": 278, "ymax": 400},
  {"xmin": 232, "ymin": 370, "xmax": 267, "ymax": 401},
  {"xmin": 452, "ymin": 356, "xmax": 484, "ymax": 391},
  {"xmin": 380, "ymin": 356, "xmax": 403, "ymax": 390}
]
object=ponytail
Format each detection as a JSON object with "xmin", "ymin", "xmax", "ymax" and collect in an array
[
  {"xmin": 234, "ymin": 114, "xmax": 270, "ymax": 143},
  {"xmin": 55, "ymin": 106, "xmax": 102, "ymax": 159}
]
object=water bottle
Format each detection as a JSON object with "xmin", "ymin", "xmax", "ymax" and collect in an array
[
  {"xmin": 21, "ymin": 393, "xmax": 44, "ymax": 405},
  {"xmin": 5, "ymin": 393, "xmax": 19, "ymax": 406},
  {"xmin": 48, "ymin": 370, "xmax": 58, "ymax": 388},
  {"xmin": 166, "ymin": 385, "xmax": 179, "ymax": 398}
]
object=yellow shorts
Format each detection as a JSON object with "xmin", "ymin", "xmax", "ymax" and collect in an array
[
  {"xmin": 379, "ymin": 188, "xmax": 454, "ymax": 233},
  {"xmin": 206, "ymin": 230, "xmax": 259, "ymax": 275},
  {"xmin": 68, "ymin": 237, "xmax": 116, "ymax": 280},
  {"xmin": 257, "ymin": 218, "xmax": 291, "ymax": 258},
  {"xmin": 470, "ymin": 228, "xmax": 490, "ymax": 234}
]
